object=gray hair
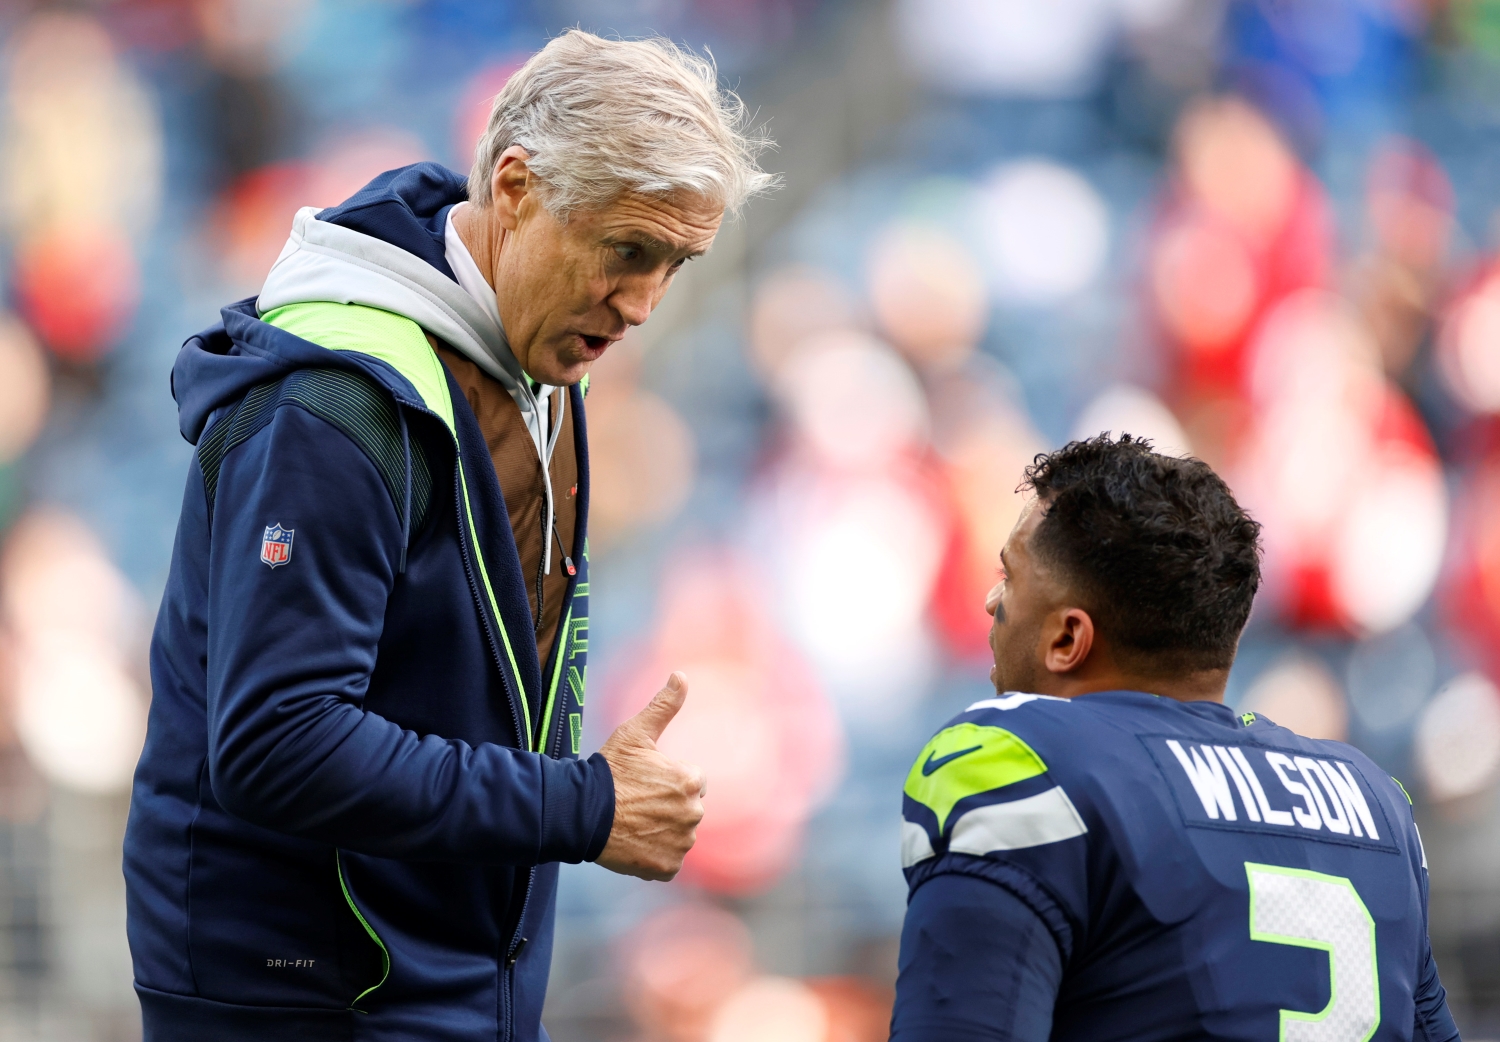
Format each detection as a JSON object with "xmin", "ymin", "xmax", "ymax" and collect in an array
[{"xmin": 468, "ymin": 30, "xmax": 777, "ymax": 217}]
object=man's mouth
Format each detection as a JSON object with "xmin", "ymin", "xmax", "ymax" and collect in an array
[{"xmin": 578, "ymin": 334, "xmax": 610, "ymax": 352}]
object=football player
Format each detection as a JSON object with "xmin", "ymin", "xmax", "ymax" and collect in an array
[{"xmin": 891, "ymin": 434, "xmax": 1459, "ymax": 1042}]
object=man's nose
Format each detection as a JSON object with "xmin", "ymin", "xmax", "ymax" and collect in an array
[
  {"xmin": 611, "ymin": 275, "xmax": 657, "ymax": 327},
  {"xmin": 984, "ymin": 582, "xmax": 1002, "ymax": 617}
]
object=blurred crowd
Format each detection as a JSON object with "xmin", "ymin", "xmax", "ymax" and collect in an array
[{"xmin": 3, "ymin": 0, "xmax": 1500, "ymax": 1038}]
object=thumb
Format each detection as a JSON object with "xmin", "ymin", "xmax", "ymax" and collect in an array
[{"xmin": 628, "ymin": 672, "xmax": 688, "ymax": 744}]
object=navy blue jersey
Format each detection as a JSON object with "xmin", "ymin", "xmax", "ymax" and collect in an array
[{"xmin": 893, "ymin": 690, "xmax": 1459, "ymax": 1042}]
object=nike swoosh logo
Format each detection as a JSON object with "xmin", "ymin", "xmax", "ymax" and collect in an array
[{"xmin": 922, "ymin": 745, "xmax": 983, "ymax": 776}]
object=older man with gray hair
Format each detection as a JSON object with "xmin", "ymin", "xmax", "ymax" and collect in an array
[{"xmin": 124, "ymin": 30, "xmax": 774, "ymax": 1042}]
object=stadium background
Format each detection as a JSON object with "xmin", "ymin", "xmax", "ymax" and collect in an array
[{"xmin": 2, "ymin": 0, "xmax": 1500, "ymax": 1037}]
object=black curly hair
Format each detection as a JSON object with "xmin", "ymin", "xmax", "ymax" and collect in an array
[{"xmin": 1022, "ymin": 433, "xmax": 1263, "ymax": 673}]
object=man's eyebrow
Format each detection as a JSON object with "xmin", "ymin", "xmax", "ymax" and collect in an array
[{"xmin": 615, "ymin": 230, "xmax": 710, "ymax": 257}]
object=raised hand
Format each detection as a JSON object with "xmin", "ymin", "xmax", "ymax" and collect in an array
[{"xmin": 594, "ymin": 672, "xmax": 706, "ymax": 881}]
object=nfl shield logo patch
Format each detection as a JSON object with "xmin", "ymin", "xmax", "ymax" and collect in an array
[{"xmin": 260, "ymin": 524, "xmax": 294, "ymax": 568}]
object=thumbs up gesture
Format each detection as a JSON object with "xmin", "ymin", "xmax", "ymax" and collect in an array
[{"xmin": 594, "ymin": 672, "xmax": 706, "ymax": 881}]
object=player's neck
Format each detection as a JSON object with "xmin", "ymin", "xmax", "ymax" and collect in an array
[{"xmin": 1049, "ymin": 666, "xmax": 1230, "ymax": 704}]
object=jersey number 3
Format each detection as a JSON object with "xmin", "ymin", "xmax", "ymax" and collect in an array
[{"xmin": 1247, "ymin": 863, "xmax": 1380, "ymax": 1042}]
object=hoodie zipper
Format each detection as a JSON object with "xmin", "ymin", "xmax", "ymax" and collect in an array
[
  {"xmin": 549, "ymin": 606, "xmax": 574, "ymax": 759},
  {"xmin": 505, "ymin": 878, "xmax": 534, "ymax": 971},
  {"xmin": 435, "ymin": 412, "xmax": 546, "ymax": 1042},
  {"xmin": 383, "ymin": 394, "xmax": 537, "ymax": 1041},
  {"xmin": 451, "ymin": 452, "xmax": 539, "ymax": 1042},
  {"xmin": 510, "ymin": 508, "xmax": 585, "ymax": 1035}
]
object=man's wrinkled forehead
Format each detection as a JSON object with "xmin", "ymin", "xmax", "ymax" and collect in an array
[{"xmin": 595, "ymin": 192, "xmax": 723, "ymax": 255}]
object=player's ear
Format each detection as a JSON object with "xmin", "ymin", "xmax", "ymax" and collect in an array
[{"xmin": 1044, "ymin": 607, "xmax": 1095, "ymax": 674}]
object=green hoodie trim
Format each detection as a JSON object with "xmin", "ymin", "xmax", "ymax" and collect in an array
[
  {"xmin": 336, "ymin": 850, "xmax": 389, "ymax": 1011},
  {"xmin": 540, "ymin": 606, "xmax": 572, "ymax": 753},
  {"xmin": 262, "ymin": 303, "xmax": 456, "ymax": 432}
]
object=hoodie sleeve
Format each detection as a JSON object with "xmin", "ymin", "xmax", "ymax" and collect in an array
[{"xmin": 204, "ymin": 401, "xmax": 614, "ymax": 865}]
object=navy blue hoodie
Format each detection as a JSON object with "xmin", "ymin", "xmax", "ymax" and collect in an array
[{"xmin": 124, "ymin": 164, "xmax": 612, "ymax": 1042}]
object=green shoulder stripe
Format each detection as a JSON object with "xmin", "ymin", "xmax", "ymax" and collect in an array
[
  {"xmin": 262, "ymin": 302, "xmax": 456, "ymax": 432},
  {"xmin": 904, "ymin": 723, "xmax": 1048, "ymax": 833}
]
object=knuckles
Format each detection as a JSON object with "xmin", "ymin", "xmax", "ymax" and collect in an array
[
  {"xmin": 676, "ymin": 764, "xmax": 704, "ymax": 795},
  {"xmin": 646, "ymin": 851, "xmax": 687, "ymax": 881}
]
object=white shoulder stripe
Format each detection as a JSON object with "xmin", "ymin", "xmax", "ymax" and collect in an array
[
  {"xmin": 948, "ymin": 786, "xmax": 1088, "ymax": 855},
  {"xmin": 965, "ymin": 691, "xmax": 1068, "ymax": 713},
  {"xmin": 901, "ymin": 820, "xmax": 936, "ymax": 868}
]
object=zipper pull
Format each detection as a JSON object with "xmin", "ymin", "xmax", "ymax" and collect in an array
[
  {"xmin": 507, "ymin": 936, "xmax": 528, "ymax": 967},
  {"xmin": 551, "ymin": 517, "xmax": 577, "ymax": 577}
]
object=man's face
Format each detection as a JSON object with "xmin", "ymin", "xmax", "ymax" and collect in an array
[
  {"xmin": 984, "ymin": 497, "xmax": 1062, "ymax": 695},
  {"xmin": 495, "ymin": 189, "xmax": 723, "ymax": 386}
]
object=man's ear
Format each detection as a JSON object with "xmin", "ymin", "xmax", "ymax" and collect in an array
[
  {"xmin": 1043, "ymin": 607, "xmax": 1095, "ymax": 675},
  {"xmin": 488, "ymin": 145, "xmax": 535, "ymax": 232}
]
